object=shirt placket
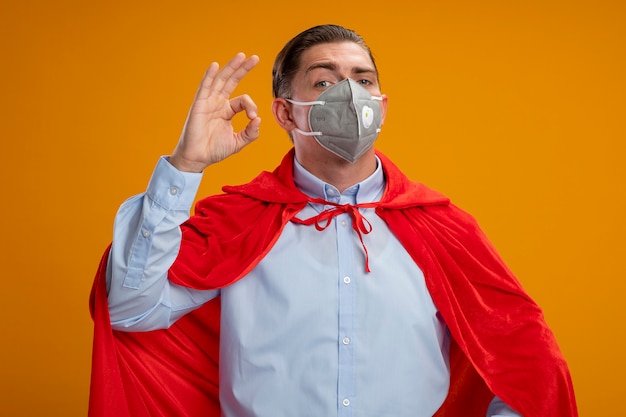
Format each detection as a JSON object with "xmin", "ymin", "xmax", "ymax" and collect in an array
[{"xmin": 328, "ymin": 187, "xmax": 357, "ymax": 417}]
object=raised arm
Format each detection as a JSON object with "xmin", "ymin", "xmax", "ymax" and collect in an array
[{"xmin": 106, "ymin": 53, "xmax": 260, "ymax": 330}]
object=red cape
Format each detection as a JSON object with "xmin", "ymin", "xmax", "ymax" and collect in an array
[{"xmin": 89, "ymin": 149, "xmax": 577, "ymax": 416}]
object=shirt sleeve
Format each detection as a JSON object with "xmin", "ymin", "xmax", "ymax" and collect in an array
[
  {"xmin": 106, "ymin": 156, "xmax": 220, "ymax": 332},
  {"xmin": 487, "ymin": 396, "xmax": 523, "ymax": 416}
]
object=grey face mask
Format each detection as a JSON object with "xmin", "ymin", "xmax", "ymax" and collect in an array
[{"xmin": 287, "ymin": 78, "xmax": 383, "ymax": 163}]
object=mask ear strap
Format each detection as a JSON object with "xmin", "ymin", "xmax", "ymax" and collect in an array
[
  {"xmin": 286, "ymin": 98, "xmax": 326, "ymax": 106},
  {"xmin": 293, "ymin": 127, "xmax": 322, "ymax": 136},
  {"xmin": 285, "ymin": 99, "xmax": 324, "ymax": 136}
]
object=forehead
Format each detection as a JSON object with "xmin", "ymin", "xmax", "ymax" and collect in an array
[{"xmin": 297, "ymin": 41, "xmax": 376, "ymax": 75}]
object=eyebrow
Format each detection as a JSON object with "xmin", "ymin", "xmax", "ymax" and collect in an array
[{"xmin": 305, "ymin": 62, "xmax": 377, "ymax": 76}]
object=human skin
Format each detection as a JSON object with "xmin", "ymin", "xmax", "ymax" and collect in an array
[
  {"xmin": 170, "ymin": 42, "xmax": 388, "ymax": 193},
  {"xmin": 272, "ymin": 41, "xmax": 388, "ymax": 192},
  {"xmin": 169, "ymin": 52, "xmax": 261, "ymax": 173}
]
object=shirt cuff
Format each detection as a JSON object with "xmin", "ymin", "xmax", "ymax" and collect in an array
[{"xmin": 145, "ymin": 156, "xmax": 203, "ymax": 211}]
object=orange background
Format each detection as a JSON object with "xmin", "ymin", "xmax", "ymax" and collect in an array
[{"xmin": 1, "ymin": 0, "xmax": 624, "ymax": 415}]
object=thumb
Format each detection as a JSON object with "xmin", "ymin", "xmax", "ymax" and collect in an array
[{"xmin": 237, "ymin": 116, "xmax": 261, "ymax": 146}]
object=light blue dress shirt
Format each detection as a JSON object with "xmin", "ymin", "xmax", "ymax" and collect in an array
[{"xmin": 106, "ymin": 156, "xmax": 521, "ymax": 417}]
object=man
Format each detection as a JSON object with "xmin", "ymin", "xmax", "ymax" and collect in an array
[{"xmin": 89, "ymin": 24, "xmax": 577, "ymax": 417}]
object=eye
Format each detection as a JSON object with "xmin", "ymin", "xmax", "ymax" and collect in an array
[
  {"xmin": 315, "ymin": 80, "xmax": 331, "ymax": 88},
  {"xmin": 357, "ymin": 79, "xmax": 372, "ymax": 86}
]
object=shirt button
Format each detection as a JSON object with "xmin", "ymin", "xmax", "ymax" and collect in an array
[
  {"xmin": 342, "ymin": 337, "xmax": 350, "ymax": 345},
  {"xmin": 343, "ymin": 276, "xmax": 351, "ymax": 284},
  {"xmin": 142, "ymin": 230, "xmax": 150, "ymax": 238},
  {"xmin": 340, "ymin": 220, "xmax": 347, "ymax": 227},
  {"xmin": 169, "ymin": 186, "xmax": 179, "ymax": 195},
  {"xmin": 342, "ymin": 398, "xmax": 350, "ymax": 407}
]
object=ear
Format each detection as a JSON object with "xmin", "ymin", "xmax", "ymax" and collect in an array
[
  {"xmin": 379, "ymin": 94, "xmax": 389, "ymax": 125},
  {"xmin": 272, "ymin": 98, "xmax": 296, "ymax": 131}
]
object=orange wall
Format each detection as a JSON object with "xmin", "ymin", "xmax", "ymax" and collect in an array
[{"xmin": 1, "ymin": 0, "xmax": 624, "ymax": 415}]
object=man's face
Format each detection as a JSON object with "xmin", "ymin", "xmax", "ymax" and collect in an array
[
  {"xmin": 286, "ymin": 41, "xmax": 387, "ymax": 159},
  {"xmin": 289, "ymin": 41, "xmax": 382, "ymax": 102}
]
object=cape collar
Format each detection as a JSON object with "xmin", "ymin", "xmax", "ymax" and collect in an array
[
  {"xmin": 292, "ymin": 155, "xmax": 385, "ymax": 204},
  {"xmin": 223, "ymin": 148, "xmax": 450, "ymax": 209}
]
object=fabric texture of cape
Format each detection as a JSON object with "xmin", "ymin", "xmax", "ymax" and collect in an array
[{"xmin": 89, "ymin": 149, "xmax": 577, "ymax": 417}]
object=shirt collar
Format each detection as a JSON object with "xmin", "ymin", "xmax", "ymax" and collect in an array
[{"xmin": 292, "ymin": 156, "xmax": 386, "ymax": 205}]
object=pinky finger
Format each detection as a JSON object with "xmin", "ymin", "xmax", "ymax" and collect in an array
[{"xmin": 195, "ymin": 62, "xmax": 220, "ymax": 101}]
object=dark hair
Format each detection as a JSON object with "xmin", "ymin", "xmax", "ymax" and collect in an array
[{"xmin": 272, "ymin": 24, "xmax": 378, "ymax": 98}]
